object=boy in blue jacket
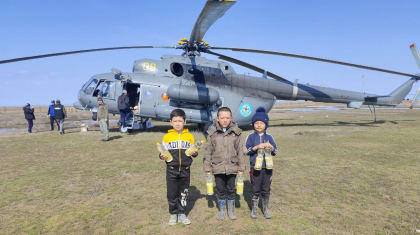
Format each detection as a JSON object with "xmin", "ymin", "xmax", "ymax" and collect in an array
[{"xmin": 245, "ymin": 107, "xmax": 277, "ymax": 219}]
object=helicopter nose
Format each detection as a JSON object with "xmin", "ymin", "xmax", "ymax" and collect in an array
[{"xmin": 73, "ymin": 100, "xmax": 88, "ymax": 110}]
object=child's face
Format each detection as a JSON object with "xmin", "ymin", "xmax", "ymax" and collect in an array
[
  {"xmin": 254, "ymin": 121, "xmax": 266, "ymax": 133},
  {"xmin": 217, "ymin": 111, "xmax": 232, "ymax": 128},
  {"xmin": 170, "ymin": 116, "xmax": 186, "ymax": 133}
]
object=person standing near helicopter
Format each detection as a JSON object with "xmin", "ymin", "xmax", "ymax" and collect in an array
[
  {"xmin": 117, "ymin": 90, "xmax": 133, "ymax": 128},
  {"xmin": 47, "ymin": 100, "xmax": 59, "ymax": 131},
  {"xmin": 97, "ymin": 97, "xmax": 109, "ymax": 141},
  {"xmin": 54, "ymin": 99, "xmax": 67, "ymax": 135},
  {"xmin": 23, "ymin": 103, "xmax": 35, "ymax": 133}
]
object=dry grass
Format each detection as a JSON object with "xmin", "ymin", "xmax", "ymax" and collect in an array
[{"xmin": 0, "ymin": 103, "xmax": 419, "ymax": 234}]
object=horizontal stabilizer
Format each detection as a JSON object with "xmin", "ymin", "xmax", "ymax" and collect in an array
[
  {"xmin": 410, "ymin": 44, "xmax": 420, "ymax": 71},
  {"xmin": 409, "ymin": 87, "xmax": 420, "ymax": 109},
  {"xmin": 364, "ymin": 95, "xmax": 390, "ymax": 98}
]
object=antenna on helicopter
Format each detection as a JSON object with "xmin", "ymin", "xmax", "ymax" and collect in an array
[
  {"xmin": 112, "ymin": 68, "xmax": 121, "ymax": 76},
  {"xmin": 112, "ymin": 68, "xmax": 130, "ymax": 82}
]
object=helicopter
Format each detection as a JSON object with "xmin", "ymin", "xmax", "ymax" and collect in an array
[{"xmin": 1, "ymin": 0, "xmax": 420, "ymax": 132}]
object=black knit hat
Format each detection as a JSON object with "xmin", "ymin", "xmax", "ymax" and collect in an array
[{"xmin": 252, "ymin": 107, "xmax": 269, "ymax": 128}]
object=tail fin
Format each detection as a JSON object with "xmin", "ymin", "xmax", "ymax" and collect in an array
[
  {"xmin": 375, "ymin": 44, "xmax": 420, "ymax": 106},
  {"xmin": 385, "ymin": 78, "xmax": 417, "ymax": 104}
]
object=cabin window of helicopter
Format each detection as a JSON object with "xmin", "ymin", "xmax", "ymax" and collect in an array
[
  {"xmin": 224, "ymin": 66, "xmax": 229, "ymax": 70},
  {"xmin": 84, "ymin": 78, "xmax": 98, "ymax": 95},
  {"xmin": 91, "ymin": 80, "xmax": 115, "ymax": 98}
]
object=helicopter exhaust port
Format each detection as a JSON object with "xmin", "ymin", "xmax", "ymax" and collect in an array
[{"xmin": 167, "ymin": 84, "xmax": 219, "ymax": 104}]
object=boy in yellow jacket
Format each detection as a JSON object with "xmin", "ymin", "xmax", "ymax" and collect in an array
[{"xmin": 159, "ymin": 109, "xmax": 198, "ymax": 225}]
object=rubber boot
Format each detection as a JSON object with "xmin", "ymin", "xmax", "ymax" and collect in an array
[
  {"xmin": 227, "ymin": 199, "xmax": 237, "ymax": 220},
  {"xmin": 262, "ymin": 198, "xmax": 272, "ymax": 219},
  {"xmin": 250, "ymin": 197, "xmax": 259, "ymax": 219},
  {"xmin": 217, "ymin": 198, "xmax": 226, "ymax": 220}
]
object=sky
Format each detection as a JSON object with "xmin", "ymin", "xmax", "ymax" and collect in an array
[{"xmin": 1, "ymin": 0, "xmax": 419, "ymax": 107}]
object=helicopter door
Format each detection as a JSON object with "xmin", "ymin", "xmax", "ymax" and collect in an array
[{"xmin": 138, "ymin": 84, "xmax": 159, "ymax": 117}]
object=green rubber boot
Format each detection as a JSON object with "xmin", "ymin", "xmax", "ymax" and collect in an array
[{"xmin": 250, "ymin": 197, "xmax": 259, "ymax": 219}]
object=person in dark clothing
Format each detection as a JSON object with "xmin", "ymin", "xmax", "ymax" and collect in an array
[
  {"xmin": 54, "ymin": 99, "xmax": 67, "ymax": 135},
  {"xmin": 47, "ymin": 100, "xmax": 59, "ymax": 131},
  {"xmin": 117, "ymin": 90, "xmax": 132, "ymax": 128},
  {"xmin": 245, "ymin": 107, "xmax": 278, "ymax": 219},
  {"xmin": 23, "ymin": 103, "xmax": 35, "ymax": 133}
]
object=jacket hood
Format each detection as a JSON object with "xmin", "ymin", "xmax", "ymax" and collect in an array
[
  {"xmin": 167, "ymin": 128, "xmax": 190, "ymax": 135},
  {"xmin": 207, "ymin": 121, "xmax": 242, "ymax": 136}
]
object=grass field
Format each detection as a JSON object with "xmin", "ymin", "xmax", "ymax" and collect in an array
[{"xmin": 0, "ymin": 103, "xmax": 419, "ymax": 234}]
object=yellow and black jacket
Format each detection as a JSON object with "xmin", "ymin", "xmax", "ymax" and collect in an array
[{"xmin": 162, "ymin": 129, "xmax": 195, "ymax": 170}]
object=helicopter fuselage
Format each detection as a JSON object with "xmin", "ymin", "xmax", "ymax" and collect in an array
[{"xmin": 74, "ymin": 55, "xmax": 417, "ymax": 125}]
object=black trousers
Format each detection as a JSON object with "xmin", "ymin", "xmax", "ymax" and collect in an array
[
  {"xmin": 214, "ymin": 174, "xmax": 236, "ymax": 200},
  {"xmin": 250, "ymin": 168, "xmax": 273, "ymax": 200},
  {"xmin": 50, "ymin": 116, "xmax": 58, "ymax": 130},
  {"xmin": 166, "ymin": 166, "xmax": 190, "ymax": 215}
]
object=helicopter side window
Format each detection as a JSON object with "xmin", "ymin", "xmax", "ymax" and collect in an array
[
  {"xmin": 101, "ymin": 81, "xmax": 115, "ymax": 99},
  {"xmin": 84, "ymin": 79, "xmax": 98, "ymax": 95}
]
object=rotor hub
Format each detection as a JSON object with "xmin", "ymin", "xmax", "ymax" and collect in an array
[{"xmin": 175, "ymin": 38, "xmax": 210, "ymax": 57}]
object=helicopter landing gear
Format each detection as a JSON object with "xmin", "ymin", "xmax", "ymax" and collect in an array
[{"xmin": 368, "ymin": 105, "xmax": 378, "ymax": 123}]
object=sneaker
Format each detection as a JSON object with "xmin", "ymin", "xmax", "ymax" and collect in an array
[
  {"xmin": 168, "ymin": 214, "xmax": 177, "ymax": 225},
  {"xmin": 177, "ymin": 214, "xmax": 191, "ymax": 225}
]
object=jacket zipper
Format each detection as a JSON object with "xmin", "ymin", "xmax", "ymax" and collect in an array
[{"xmin": 178, "ymin": 133, "xmax": 181, "ymax": 171}]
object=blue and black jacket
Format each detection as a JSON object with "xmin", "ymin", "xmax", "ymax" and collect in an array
[
  {"xmin": 47, "ymin": 105, "xmax": 55, "ymax": 116},
  {"xmin": 245, "ymin": 131, "xmax": 278, "ymax": 169}
]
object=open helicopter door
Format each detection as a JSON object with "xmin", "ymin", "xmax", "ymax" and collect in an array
[{"xmin": 137, "ymin": 84, "xmax": 159, "ymax": 117}]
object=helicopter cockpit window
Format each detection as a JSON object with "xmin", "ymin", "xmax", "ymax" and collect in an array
[
  {"xmin": 93, "ymin": 81, "xmax": 104, "ymax": 97},
  {"xmin": 171, "ymin": 63, "xmax": 184, "ymax": 77},
  {"xmin": 84, "ymin": 79, "xmax": 98, "ymax": 95}
]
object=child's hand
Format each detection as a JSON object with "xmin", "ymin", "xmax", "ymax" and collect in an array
[
  {"xmin": 160, "ymin": 155, "xmax": 168, "ymax": 161},
  {"xmin": 189, "ymin": 150, "xmax": 198, "ymax": 156},
  {"xmin": 253, "ymin": 143, "xmax": 266, "ymax": 151},
  {"xmin": 264, "ymin": 143, "xmax": 274, "ymax": 151}
]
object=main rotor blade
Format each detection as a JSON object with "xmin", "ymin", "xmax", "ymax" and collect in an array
[
  {"xmin": 207, "ymin": 50, "xmax": 289, "ymax": 82},
  {"xmin": 211, "ymin": 47, "xmax": 420, "ymax": 78},
  {"xmin": 0, "ymin": 46, "xmax": 174, "ymax": 64},
  {"xmin": 189, "ymin": 0, "xmax": 236, "ymax": 44}
]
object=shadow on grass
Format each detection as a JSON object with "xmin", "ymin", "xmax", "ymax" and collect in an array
[
  {"xmin": 242, "ymin": 180, "xmax": 252, "ymax": 210},
  {"xmin": 109, "ymin": 135, "xmax": 123, "ymax": 141},
  {"xmin": 186, "ymin": 185, "xmax": 208, "ymax": 216},
  {"xmin": 269, "ymin": 120, "xmax": 387, "ymax": 128}
]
